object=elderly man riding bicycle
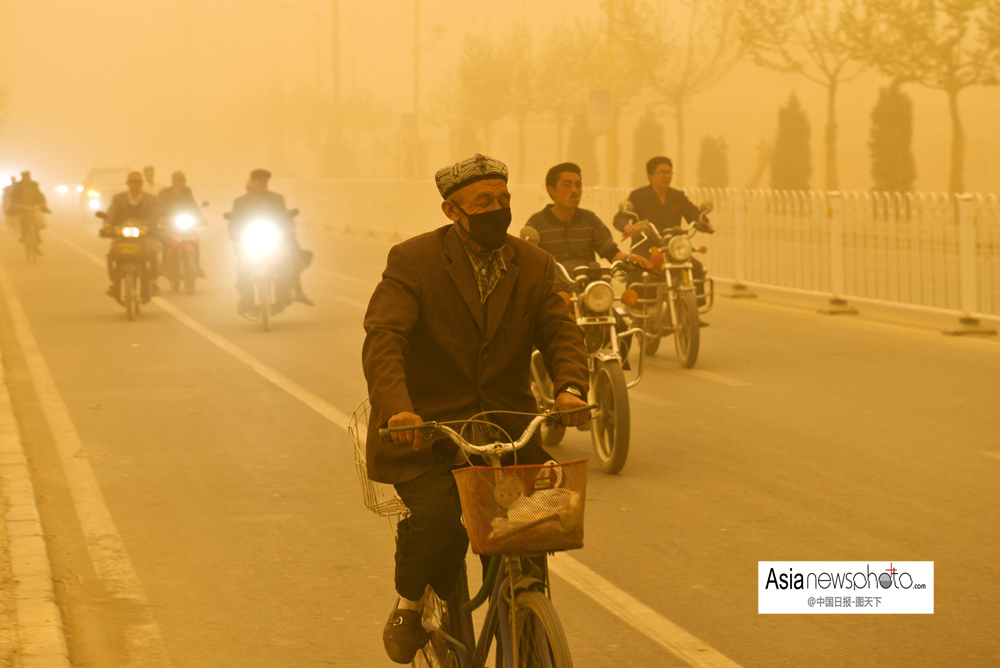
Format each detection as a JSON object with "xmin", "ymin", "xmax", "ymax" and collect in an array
[{"xmin": 362, "ymin": 153, "xmax": 590, "ymax": 664}]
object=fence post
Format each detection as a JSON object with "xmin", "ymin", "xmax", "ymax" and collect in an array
[
  {"xmin": 943, "ymin": 194, "xmax": 997, "ymax": 335},
  {"xmin": 818, "ymin": 191, "xmax": 858, "ymax": 314},
  {"xmin": 727, "ymin": 189, "xmax": 757, "ymax": 298}
]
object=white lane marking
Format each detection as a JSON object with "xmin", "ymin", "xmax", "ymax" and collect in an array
[
  {"xmin": 646, "ymin": 357, "xmax": 751, "ymax": 387},
  {"xmin": 550, "ymin": 554, "xmax": 744, "ymax": 668},
  {"xmin": 0, "ymin": 333, "xmax": 72, "ymax": 667},
  {"xmin": 629, "ymin": 390, "xmax": 681, "ymax": 409},
  {"xmin": 0, "ymin": 259, "xmax": 174, "ymax": 668},
  {"xmin": 314, "ymin": 268, "xmax": 377, "ymax": 288},
  {"xmin": 52, "ymin": 229, "xmax": 741, "ymax": 668},
  {"xmin": 152, "ymin": 298, "xmax": 351, "ymax": 429},
  {"xmin": 51, "ymin": 230, "xmax": 352, "ymax": 431},
  {"xmin": 688, "ymin": 369, "xmax": 751, "ymax": 387}
]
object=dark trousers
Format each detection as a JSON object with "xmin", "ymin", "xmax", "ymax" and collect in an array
[{"xmin": 392, "ymin": 442, "xmax": 551, "ymax": 602}]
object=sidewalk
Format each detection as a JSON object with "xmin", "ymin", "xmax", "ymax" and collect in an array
[{"xmin": 0, "ymin": 351, "xmax": 70, "ymax": 668}]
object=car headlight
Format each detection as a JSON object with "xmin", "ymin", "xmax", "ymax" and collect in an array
[
  {"xmin": 175, "ymin": 214, "xmax": 196, "ymax": 230},
  {"xmin": 122, "ymin": 226, "xmax": 141, "ymax": 238},
  {"xmin": 88, "ymin": 198, "xmax": 101, "ymax": 210},
  {"xmin": 583, "ymin": 281, "xmax": 615, "ymax": 313},
  {"xmin": 668, "ymin": 236, "xmax": 693, "ymax": 262},
  {"xmin": 241, "ymin": 220, "xmax": 283, "ymax": 260},
  {"xmin": 87, "ymin": 190, "xmax": 100, "ymax": 198}
]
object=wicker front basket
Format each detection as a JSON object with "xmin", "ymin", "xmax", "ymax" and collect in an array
[{"xmin": 452, "ymin": 460, "xmax": 587, "ymax": 555}]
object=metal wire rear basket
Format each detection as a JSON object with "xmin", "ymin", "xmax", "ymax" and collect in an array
[
  {"xmin": 452, "ymin": 459, "xmax": 587, "ymax": 556},
  {"xmin": 348, "ymin": 399, "xmax": 410, "ymax": 533}
]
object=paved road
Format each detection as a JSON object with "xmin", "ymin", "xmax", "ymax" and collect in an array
[{"xmin": 0, "ymin": 208, "xmax": 998, "ymax": 668}]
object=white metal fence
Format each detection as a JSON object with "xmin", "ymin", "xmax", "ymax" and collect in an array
[{"xmin": 274, "ymin": 179, "xmax": 1000, "ymax": 321}]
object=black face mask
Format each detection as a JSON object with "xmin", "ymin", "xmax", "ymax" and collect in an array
[{"xmin": 454, "ymin": 202, "xmax": 512, "ymax": 251}]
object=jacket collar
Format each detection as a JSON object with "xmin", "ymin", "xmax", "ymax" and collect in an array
[{"xmin": 443, "ymin": 224, "xmax": 518, "ymax": 340}]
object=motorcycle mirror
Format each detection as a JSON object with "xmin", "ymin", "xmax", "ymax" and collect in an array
[
  {"xmin": 288, "ymin": 208, "xmax": 300, "ymax": 217},
  {"xmin": 95, "ymin": 211, "xmax": 107, "ymax": 219},
  {"xmin": 699, "ymin": 200, "xmax": 714, "ymax": 214},
  {"xmin": 519, "ymin": 226, "xmax": 540, "ymax": 245},
  {"xmin": 201, "ymin": 200, "xmax": 209, "ymax": 208},
  {"xmin": 618, "ymin": 200, "xmax": 635, "ymax": 213}
]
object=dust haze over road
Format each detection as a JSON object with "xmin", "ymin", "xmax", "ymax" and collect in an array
[{"xmin": 1, "ymin": 1, "xmax": 1000, "ymax": 667}]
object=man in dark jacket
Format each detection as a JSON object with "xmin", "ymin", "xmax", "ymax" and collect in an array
[
  {"xmin": 613, "ymin": 156, "xmax": 713, "ymax": 308},
  {"xmin": 362, "ymin": 153, "xmax": 590, "ymax": 664},
  {"xmin": 228, "ymin": 168, "xmax": 313, "ymax": 313},
  {"xmin": 158, "ymin": 171, "xmax": 206, "ymax": 277},
  {"xmin": 103, "ymin": 171, "xmax": 162, "ymax": 298},
  {"xmin": 9, "ymin": 171, "xmax": 51, "ymax": 250}
]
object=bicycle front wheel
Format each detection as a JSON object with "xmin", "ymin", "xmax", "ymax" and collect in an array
[{"xmin": 504, "ymin": 590, "xmax": 573, "ymax": 668}]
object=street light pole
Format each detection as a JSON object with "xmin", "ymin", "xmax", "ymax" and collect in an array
[
  {"xmin": 331, "ymin": 0, "xmax": 341, "ymax": 143},
  {"xmin": 605, "ymin": 0, "xmax": 619, "ymax": 187},
  {"xmin": 412, "ymin": 0, "xmax": 421, "ymax": 178}
]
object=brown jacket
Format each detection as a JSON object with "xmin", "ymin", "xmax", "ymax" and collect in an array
[{"xmin": 362, "ymin": 224, "xmax": 589, "ymax": 485}]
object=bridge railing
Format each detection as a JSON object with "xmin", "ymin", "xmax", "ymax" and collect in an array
[{"xmin": 273, "ymin": 178, "xmax": 999, "ymax": 328}]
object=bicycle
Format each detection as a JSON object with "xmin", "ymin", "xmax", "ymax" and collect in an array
[{"xmin": 349, "ymin": 399, "xmax": 594, "ymax": 668}]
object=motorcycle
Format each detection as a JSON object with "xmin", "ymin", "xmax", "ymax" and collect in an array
[
  {"xmin": 96, "ymin": 212, "xmax": 154, "ymax": 321},
  {"xmin": 163, "ymin": 202, "xmax": 208, "ymax": 294},
  {"xmin": 14, "ymin": 204, "xmax": 45, "ymax": 263},
  {"xmin": 521, "ymin": 227, "xmax": 646, "ymax": 474},
  {"xmin": 224, "ymin": 208, "xmax": 299, "ymax": 332},
  {"xmin": 618, "ymin": 200, "xmax": 715, "ymax": 368}
]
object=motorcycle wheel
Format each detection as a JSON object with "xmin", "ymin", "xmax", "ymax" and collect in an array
[
  {"xmin": 25, "ymin": 228, "xmax": 36, "ymax": 263},
  {"xmin": 644, "ymin": 333, "xmax": 660, "ymax": 356},
  {"xmin": 590, "ymin": 359, "xmax": 630, "ymax": 474},
  {"xmin": 259, "ymin": 278, "xmax": 272, "ymax": 332},
  {"xmin": 673, "ymin": 290, "xmax": 700, "ymax": 369},
  {"xmin": 183, "ymin": 253, "xmax": 197, "ymax": 295},
  {"xmin": 123, "ymin": 271, "xmax": 136, "ymax": 321}
]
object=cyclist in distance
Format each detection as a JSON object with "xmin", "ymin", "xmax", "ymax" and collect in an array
[{"xmin": 362, "ymin": 153, "xmax": 590, "ymax": 664}]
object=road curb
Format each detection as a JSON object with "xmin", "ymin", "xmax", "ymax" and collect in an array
[{"xmin": 0, "ymin": 347, "xmax": 71, "ymax": 668}]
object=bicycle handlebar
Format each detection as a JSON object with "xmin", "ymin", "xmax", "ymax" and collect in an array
[{"xmin": 378, "ymin": 405, "xmax": 597, "ymax": 458}]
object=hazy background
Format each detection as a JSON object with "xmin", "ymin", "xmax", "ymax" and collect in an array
[{"xmin": 0, "ymin": 0, "xmax": 997, "ymax": 193}]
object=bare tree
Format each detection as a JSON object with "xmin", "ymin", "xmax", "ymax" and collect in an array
[
  {"xmin": 535, "ymin": 22, "xmax": 605, "ymax": 161},
  {"xmin": 849, "ymin": 0, "xmax": 1000, "ymax": 193},
  {"xmin": 496, "ymin": 26, "xmax": 539, "ymax": 181},
  {"xmin": 741, "ymin": 0, "xmax": 866, "ymax": 190},
  {"xmin": 449, "ymin": 34, "xmax": 509, "ymax": 156},
  {"xmin": 616, "ymin": 0, "xmax": 743, "ymax": 185}
]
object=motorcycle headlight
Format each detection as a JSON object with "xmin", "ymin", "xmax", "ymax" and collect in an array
[
  {"xmin": 668, "ymin": 236, "xmax": 693, "ymax": 262},
  {"xmin": 583, "ymin": 281, "xmax": 615, "ymax": 313},
  {"xmin": 56, "ymin": 185, "xmax": 68, "ymax": 194},
  {"xmin": 241, "ymin": 220, "xmax": 282, "ymax": 260},
  {"xmin": 88, "ymin": 198, "xmax": 101, "ymax": 210},
  {"xmin": 175, "ymin": 214, "xmax": 196, "ymax": 230},
  {"xmin": 122, "ymin": 226, "xmax": 141, "ymax": 238}
]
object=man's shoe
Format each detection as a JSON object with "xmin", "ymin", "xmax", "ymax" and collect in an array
[
  {"xmin": 294, "ymin": 292, "xmax": 315, "ymax": 306},
  {"xmin": 699, "ymin": 320, "xmax": 710, "ymax": 328},
  {"xmin": 383, "ymin": 605, "xmax": 427, "ymax": 664}
]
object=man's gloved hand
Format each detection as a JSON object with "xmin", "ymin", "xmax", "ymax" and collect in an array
[
  {"xmin": 388, "ymin": 411, "xmax": 425, "ymax": 450},
  {"xmin": 553, "ymin": 391, "xmax": 590, "ymax": 431}
]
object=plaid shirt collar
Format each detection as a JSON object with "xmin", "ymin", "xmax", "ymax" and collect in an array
[{"xmin": 460, "ymin": 238, "xmax": 507, "ymax": 304}]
